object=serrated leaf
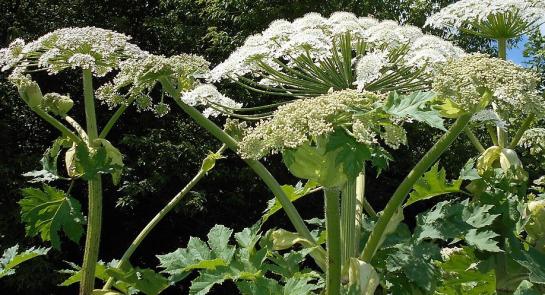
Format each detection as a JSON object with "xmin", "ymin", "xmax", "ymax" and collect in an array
[
  {"xmin": 465, "ymin": 229, "xmax": 501, "ymax": 252},
  {"xmin": 262, "ymin": 181, "xmax": 318, "ymax": 222},
  {"xmin": 236, "ymin": 277, "xmax": 282, "ymax": 295},
  {"xmin": 383, "ymin": 91, "xmax": 445, "ymax": 130},
  {"xmin": 462, "ymin": 204, "xmax": 499, "ymax": 228},
  {"xmin": 59, "ymin": 260, "xmax": 133, "ymax": 294},
  {"xmin": 435, "ymin": 247, "xmax": 496, "ymax": 295},
  {"xmin": 0, "ymin": 245, "xmax": 49, "ymax": 278},
  {"xmin": 189, "ymin": 270, "xmax": 226, "ymax": 295},
  {"xmin": 95, "ymin": 139, "xmax": 124, "ymax": 185},
  {"xmin": 283, "ymin": 276, "xmax": 321, "ymax": 295},
  {"xmin": 73, "ymin": 143, "xmax": 123, "ymax": 182},
  {"xmin": 106, "ymin": 264, "xmax": 169, "ymax": 295},
  {"xmin": 19, "ymin": 185, "xmax": 85, "ymax": 249},
  {"xmin": 507, "ymin": 236, "xmax": 545, "ymax": 284},
  {"xmin": 460, "ymin": 158, "xmax": 481, "ymax": 180},
  {"xmin": 207, "ymin": 225, "xmax": 235, "ymax": 262},
  {"xmin": 325, "ymin": 129, "xmax": 371, "ymax": 179},
  {"xmin": 405, "ymin": 163, "xmax": 462, "ymax": 207}
]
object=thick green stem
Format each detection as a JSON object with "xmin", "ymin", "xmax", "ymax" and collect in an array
[
  {"xmin": 508, "ymin": 114, "xmax": 535, "ymax": 149},
  {"xmin": 80, "ymin": 69, "xmax": 103, "ymax": 295},
  {"xmin": 354, "ymin": 172, "xmax": 368, "ymax": 257},
  {"xmin": 341, "ymin": 177, "xmax": 357, "ymax": 266},
  {"xmin": 464, "ymin": 127, "xmax": 485, "ymax": 153},
  {"xmin": 360, "ymin": 113, "xmax": 473, "ymax": 262},
  {"xmin": 325, "ymin": 187, "xmax": 342, "ymax": 295},
  {"xmin": 496, "ymin": 38, "xmax": 508, "ymax": 147},
  {"xmin": 103, "ymin": 145, "xmax": 227, "ymax": 290},
  {"xmin": 160, "ymin": 79, "xmax": 326, "ymax": 270}
]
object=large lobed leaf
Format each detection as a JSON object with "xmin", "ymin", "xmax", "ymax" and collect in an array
[
  {"xmin": 405, "ymin": 163, "xmax": 462, "ymax": 207},
  {"xmin": 383, "ymin": 91, "xmax": 445, "ymax": 131},
  {"xmin": 19, "ymin": 185, "xmax": 85, "ymax": 249}
]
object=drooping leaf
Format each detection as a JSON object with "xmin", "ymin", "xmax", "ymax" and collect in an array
[
  {"xmin": 459, "ymin": 158, "xmax": 481, "ymax": 181},
  {"xmin": 283, "ymin": 276, "xmax": 321, "ymax": 295},
  {"xmin": 0, "ymin": 245, "xmax": 49, "ymax": 279},
  {"xmin": 59, "ymin": 260, "xmax": 133, "ymax": 294},
  {"xmin": 383, "ymin": 91, "xmax": 445, "ymax": 130},
  {"xmin": 507, "ymin": 236, "xmax": 545, "ymax": 284},
  {"xmin": 72, "ymin": 143, "xmax": 123, "ymax": 182},
  {"xmin": 95, "ymin": 139, "xmax": 124, "ymax": 185},
  {"xmin": 106, "ymin": 264, "xmax": 169, "ymax": 295},
  {"xmin": 236, "ymin": 277, "xmax": 282, "ymax": 295},
  {"xmin": 23, "ymin": 137, "xmax": 71, "ymax": 182},
  {"xmin": 19, "ymin": 185, "xmax": 85, "ymax": 249},
  {"xmin": 262, "ymin": 181, "xmax": 318, "ymax": 222},
  {"xmin": 405, "ymin": 163, "xmax": 462, "ymax": 207}
]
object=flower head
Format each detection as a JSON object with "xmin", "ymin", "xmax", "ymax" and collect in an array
[
  {"xmin": 0, "ymin": 27, "xmax": 147, "ymax": 77},
  {"xmin": 433, "ymin": 53, "xmax": 542, "ymax": 115},
  {"xmin": 95, "ymin": 54, "xmax": 210, "ymax": 116},
  {"xmin": 211, "ymin": 12, "xmax": 464, "ymax": 94},
  {"xmin": 520, "ymin": 128, "xmax": 545, "ymax": 159},
  {"xmin": 238, "ymin": 90, "xmax": 404, "ymax": 159},
  {"xmin": 181, "ymin": 84, "xmax": 242, "ymax": 118},
  {"xmin": 425, "ymin": 0, "xmax": 545, "ymax": 39}
]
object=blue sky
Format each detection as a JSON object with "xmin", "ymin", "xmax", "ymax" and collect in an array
[{"xmin": 508, "ymin": 36, "xmax": 530, "ymax": 65}]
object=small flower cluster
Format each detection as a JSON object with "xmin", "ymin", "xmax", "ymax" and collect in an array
[
  {"xmin": 211, "ymin": 12, "xmax": 464, "ymax": 90},
  {"xmin": 433, "ymin": 53, "xmax": 543, "ymax": 115},
  {"xmin": 238, "ymin": 90, "xmax": 407, "ymax": 159},
  {"xmin": 96, "ymin": 54, "xmax": 216, "ymax": 117},
  {"xmin": 520, "ymin": 128, "xmax": 545, "ymax": 158},
  {"xmin": 425, "ymin": 0, "xmax": 545, "ymax": 38},
  {"xmin": 181, "ymin": 84, "xmax": 242, "ymax": 118},
  {"xmin": 0, "ymin": 27, "xmax": 147, "ymax": 78}
]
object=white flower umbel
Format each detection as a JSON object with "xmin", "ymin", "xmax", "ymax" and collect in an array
[
  {"xmin": 520, "ymin": 128, "xmax": 545, "ymax": 156},
  {"xmin": 425, "ymin": 0, "xmax": 545, "ymax": 39},
  {"xmin": 210, "ymin": 12, "xmax": 464, "ymax": 94},
  {"xmin": 95, "ymin": 54, "xmax": 210, "ymax": 117},
  {"xmin": 0, "ymin": 27, "xmax": 147, "ymax": 77},
  {"xmin": 181, "ymin": 84, "xmax": 242, "ymax": 118}
]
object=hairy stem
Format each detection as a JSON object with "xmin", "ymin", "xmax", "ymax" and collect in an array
[
  {"xmin": 160, "ymin": 78, "xmax": 326, "ymax": 270},
  {"xmin": 360, "ymin": 113, "xmax": 473, "ymax": 262},
  {"xmin": 80, "ymin": 69, "xmax": 103, "ymax": 295},
  {"xmin": 103, "ymin": 145, "xmax": 227, "ymax": 290},
  {"xmin": 325, "ymin": 187, "xmax": 342, "ymax": 295},
  {"xmin": 464, "ymin": 127, "xmax": 485, "ymax": 153},
  {"xmin": 508, "ymin": 114, "xmax": 534, "ymax": 149},
  {"xmin": 341, "ymin": 177, "xmax": 357, "ymax": 266}
]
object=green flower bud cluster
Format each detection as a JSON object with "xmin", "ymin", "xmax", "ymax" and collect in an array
[
  {"xmin": 238, "ymin": 89, "xmax": 401, "ymax": 160},
  {"xmin": 525, "ymin": 198, "xmax": 545, "ymax": 252},
  {"xmin": 41, "ymin": 93, "xmax": 74, "ymax": 116},
  {"xmin": 433, "ymin": 53, "xmax": 542, "ymax": 116}
]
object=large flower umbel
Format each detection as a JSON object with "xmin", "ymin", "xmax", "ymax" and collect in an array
[
  {"xmin": 0, "ymin": 27, "xmax": 147, "ymax": 77},
  {"xmin": 425, "ymin": 0, "xmax": 545, "ymax": 39},
  {"xmin": 433, "ymin": 53, "xmax": 543, "ymax": 116},
  {"xmin": 211, "ymin": 12, "xmax": 464, "ymax": 97}
]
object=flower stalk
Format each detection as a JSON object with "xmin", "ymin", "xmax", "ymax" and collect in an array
[
  {"xmin": 341, "ymin": 177, "xmax": 357, "ymax": 266},
  {"xmin": 360, "ymin": 112, "xmax": 473, "ymax": 262},
  {"xmin": 80, "ymin": 69, "xmax": 103, "ymax": 295},
  {"xmin": 159, "ymin": 78, "xmax": 327, "ymax": 270},
  {"xmin": 103, "ymin": 144, "xmax": 228, "ymax": 290}
]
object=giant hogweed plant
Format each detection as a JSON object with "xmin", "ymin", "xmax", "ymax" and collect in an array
[{"xmin": 1, "ymin": 6, "xmax": 545, "ymax": 295}]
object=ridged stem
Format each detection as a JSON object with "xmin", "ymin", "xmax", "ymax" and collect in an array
[
  {"xmin": 354, "ymin": 172, "xmax": 368, "ymax": 256},
  {"xmin": 360, "ymin": 113, "xmax": 473, "ymax": 262},
  {"xmin": 160, "ymin": 78, "xmax": 326, "ymax": 270},
  {"xmin": 79, "ymin": 69, "xmax": 103, "ymax": 295},
  {"xmin": 341, "ymin": 177, "xmax": 357, "ymax": 266},
  {"xmin": 103, "ymin": 145, "xmax": 227, "ymax": 290},
  {"xmin": 325, "ymin": 187, "xmax": 341, "ymax": 295},
  {"xmin": 464, "ymin": 127, "xmax": 485, "ymax": 153}
]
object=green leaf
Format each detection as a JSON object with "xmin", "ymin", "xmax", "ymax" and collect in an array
[
  {"xmin": 325, "ymin": 129, "xmax": 371, "ymax": 179},
  {"xmin": 189, "ymin": 269, "xmax": 227, "ymax": 295},
  {"xmin": 72, "ymin": 143, "xmax": 123, "ymax": 183},
  {"xmin": 513, "ymin": 280, "xmax": 540, "ymax": 295},
  {"xmin": 464, "ymin": 229, "xmax": 501, "ymax": 252},
  {"xmin": 283, "ymin": 276, "xmax": 321, "ymax": 295},
  {"xmin": 106, "ymin": 264, "xmax": 169, "ymax": 295},
  {"xmin": 19, "ymin": 185, "xmax": 85, "ymax": 249},
  {"xmin": 95, "ymin": 139, "xmax": 124, "ymax": 185},
  {"xmin": 405, "ymin": 163, "xmax": 462, "ymax": 207},
  {"xmin": 0, "ymin": 245, "xmax": 49, "ymax": 279},
  {"xmin": 236, "ymin": 277, "xmax": 282, "ymax": 295},
  {"xmin": 435, "ymin": 247, "xmax": 496, "ymax": 295},
  {"xmin": 262, "ymin": 181, "xmax": 318, "ymax": 222},
  {"xmin": 507, "ymin": 236, "xmax": 545, "ymax": 284},
  {"xmin": 23, "ymin": 137, "xmax": 71, "ymax": 182},
  {"xmin": 59, "ymin": 260, "xmax": 133, "ymax": 294},
  {"xmin": 207, "ymin": 225, "xmax": 236, "ymax": 262},
  {"xmin": 459, "ymin": 158, "xmax": 481, "ymax": 181},
  {"xmin": 383, "ymin": 91, "xmax": 445, "ymax": 131}
]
